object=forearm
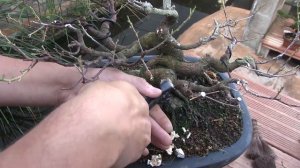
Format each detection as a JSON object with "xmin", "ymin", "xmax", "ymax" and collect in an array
[
  {"xmin": 0, "ymin": 85, "xmax": 122, "ymax": 168},
  {"xmin": 0, "ymin": 56, "xmax": 82, "ymax": 106}
]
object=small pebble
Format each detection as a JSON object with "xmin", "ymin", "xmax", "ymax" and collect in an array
[
  {"xmin": 186, "ymin": 132, "xmax": 191, "ymax": 139},
  {"xmin": 182, "ymin": 127, "xmax": 187, "ymax": 133}
]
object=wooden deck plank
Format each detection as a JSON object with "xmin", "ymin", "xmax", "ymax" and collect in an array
[
  {"xmin": 244, "ymin": 95, "xmax": 300, "ymax": 120},
  {"xmin": 224, "ymin": 153, "xmax": 252, "ymax": 168},
  {"xmin": 225, "ymin": 146, "xmax": 300, "ymax": 168},
  {"xmin": 244, "ymin": 96, "xmax": 300, "ymax": 132},
  {"xmin": 245, "ymin": 96, "xmax": 300, "ymax": 135},
  {"xmin": 257, "ymin": 122, "xmax": 300, "ymax": 160},
  {"xmin": 248, "ymin": 106, "xmax": 300, "ymax": 142},
  {"xmin": 245, "ymin": 94, "xmax": 300, "ymax": 120},
  {"xmin": 272, "ymin": 147, "xmax": 300, "ymax": 168},
  {"xmin": 249, "ymin": 108, "xmax": 300, "ymax": 158}
]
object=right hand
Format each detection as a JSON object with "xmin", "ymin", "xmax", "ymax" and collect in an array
[{"xmin": 78, "ymin": 80, "xmax": 151, "ymax": 168}]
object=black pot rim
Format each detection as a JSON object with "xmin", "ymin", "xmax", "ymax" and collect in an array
[{"xmin": 127, "ymin": 55, "xmax": 253, "ymax": 168}]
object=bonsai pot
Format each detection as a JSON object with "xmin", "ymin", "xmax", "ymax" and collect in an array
[{"xmin": 126, "ymin": 55, "xmax": 253, "ymax": 168}]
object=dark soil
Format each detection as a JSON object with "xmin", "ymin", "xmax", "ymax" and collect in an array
[
  {"xmin": 115, "ymin": 61, "xmax": 243, "ymax": 166},
  {"xmin": 149, "ymin": 90, "xmax": 242, "ymax": 154},
  {"xmin": 135, "ymin": 71, "xmax": 243, "ymax": 164}
]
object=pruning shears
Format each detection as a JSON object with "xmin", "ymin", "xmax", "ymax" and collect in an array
[{"xmin": 146, "ymin": 78, "xmax": 174, "ymax": 109}]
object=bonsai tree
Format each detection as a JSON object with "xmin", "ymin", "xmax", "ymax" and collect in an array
[{"xmin": 0, "ymin": 0, "xmax": 299, "ymax": 164}]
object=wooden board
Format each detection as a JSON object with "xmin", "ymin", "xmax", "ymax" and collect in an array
[{"xmin": 261, "ymin": 17, "xmax": 300, "ymax": 60}]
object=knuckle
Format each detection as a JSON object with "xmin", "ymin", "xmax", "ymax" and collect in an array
[
  {"xmin": 139, "ymin": 119, "xmax": 151, "ymax": 146},
  {"xmin": 111, "ymin": 80, "xmax": 127, "ymax": 87},
  {"xmin": 145, "ymin": 120, "xmax": 151, "ymax": 144},
  {"xmin": 141, "ymin": 100, "xmax": 149, "ymax": 111},
  {"xmin": 145, "ymin": 135, "xmax": 151, "ymax": 146},
  {"xmin": 144, "ymin": 133, "xmax": 151, "ymax": 145},
  {"xmin": 112, "ymin": 80, "xmax": 136, "ymax": 92}
]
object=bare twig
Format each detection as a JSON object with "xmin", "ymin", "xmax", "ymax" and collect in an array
[
  {"xmin": 129, "ymin": 0, "xmax": 178, "ymax": 18},
  {"xmin": 241, "ymin": 80, "xmax": 300, "ymax": 108},
  {"xmin": 174, "ymin": 19, "xmax": 221, "ymax": 50},
  {"xmin": 0, "ymin": 60, "xmax": 38, "ymax": 83},
  {"xmin": 242, "ymin": 66, "xmax": 299, "ymax": 78},
  {"xmin": 127, "ymin": 16, "xmax": 153, "ymax": 79},
  {"xmin": 205, "ymin": 95, "xmax": 239, "ymax": 107},
  {"xmin": 0, "ymin": 30, "xmax": 33, "ymax": 60}
]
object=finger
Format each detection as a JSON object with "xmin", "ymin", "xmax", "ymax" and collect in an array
[
  {"xmin": 99, "ymin": 68, "xmax": 161, "ymax": 98},
  {"xmin": 127, "ymin": 76, "xmax": 161, "ymax": 98},
  {"xmin": 150, "ymin": 117, "xmax": 172, "ymax": 150},
  {"xmin": 150, "ymin": 105, "xmax": 173, "ymax": 133},
  {"xmin": 142, "ymin": 148, "xmax": 149, "ymax": 156}
]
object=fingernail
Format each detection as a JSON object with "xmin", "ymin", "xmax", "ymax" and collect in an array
[
  {"xmin": 142, "ymin": 148, "xmax": 149, "ymax": 156},
  {"xmin": 161, "ymin": 138, "xmax": 172, "ymax": 149},
  {"xmin": 165, "ymin": 122, "xmax": 173, "ymax": 133},
  {"xmin": 150, "ymin": 86, "xmax": 162, "ymax": 95},
  {"xmin": 163, "ymin": 133, "xmax": 172, "ymax": 146}
]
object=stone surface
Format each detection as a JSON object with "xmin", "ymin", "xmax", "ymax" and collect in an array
[{"xmin": 243, "ymin": 0, "xmax": 285, "ymax": 50}]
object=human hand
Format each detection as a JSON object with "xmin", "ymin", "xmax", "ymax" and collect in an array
[
  {"xmin": 70, "ymin": 76, "xmax": 173, "ymax": 167},
  {"xmin": 65, "ymin": 67, "xmax": 173, "ymax": 152},
  {"xmin": 97, "ymin": 68, "xmax": 173, "ymax": 150},
  {"xmin": 77, "ymin": 80, "xmax": 151, "ymax": 167},
  {"xmin": 0, "ymin": 80, "xmax": 152, "ymax": 168}
]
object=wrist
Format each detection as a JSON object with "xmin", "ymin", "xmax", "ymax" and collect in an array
[{"xmin": 57, "ymin": 68, "xmax": 104, "ymax": 104}]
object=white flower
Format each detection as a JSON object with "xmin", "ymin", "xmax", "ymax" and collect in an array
[
  {"xmin": 165, "ymin": 144, "xmax": 174, "ymax": 155},
  {"xmin": 200, "ymin": 92, "xmax": 206, "ymax": 97},
  {"xmin": 170, "ymin": 131, "xmax": 180, "ymax": 140},
  {"xmin": 147, "ymin": 154, "xmax": 162, "ymax": 167},
  {"xmin": 175, "ymin": 148, "xmax": 185, "ymax": 159}
]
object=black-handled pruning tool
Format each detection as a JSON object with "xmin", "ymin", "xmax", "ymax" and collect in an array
[{"xmin": 146, "ymin": 78, "xmax": 174, "ymax": 109}]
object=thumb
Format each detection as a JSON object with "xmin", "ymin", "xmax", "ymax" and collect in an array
[
  {"xmin": 128, "ymin": 76, "xmax": 161, "ymax": 98},
  {"xmin": 99, "ymin": 67, "xmax": 161, "ymax": 98}
]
